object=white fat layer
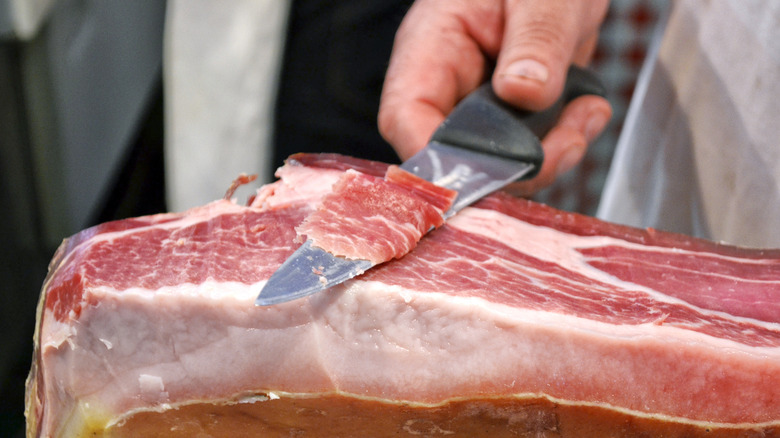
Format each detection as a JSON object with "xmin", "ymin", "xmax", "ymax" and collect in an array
[
  {"xmin": 138, "ymin": 374, "xmax": 166, "ymax": 395},
  {"xmin": 114, "ymin": 281, "xmax": 266, "ymax": 302},
  {"xmin": 448, "ymin": 207, "xmax": 780, "ymax": 330},
  {"xmin": 37, "ymin": 277, "xmax": 780, "ymax": 434},
  {"xmin": 43, "ymin": 281, "xmax": 780, "ymax": 422},
  {"xmin": 40, "ymin": 317, "xmax": 77, "ymax": 350},
  {"xmin": 39, "ymin": 281, "xmax": 266, "ymax": 352}
]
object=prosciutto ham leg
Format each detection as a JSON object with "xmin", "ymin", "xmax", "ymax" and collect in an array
[{"xmin": 26, "ymin": 153, "xmax": 780, "ymax": 437}]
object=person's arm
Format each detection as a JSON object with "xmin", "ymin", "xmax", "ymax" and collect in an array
[{"xmin": 378, "ymin": 0, "xmax": 612, "ymax": 196}]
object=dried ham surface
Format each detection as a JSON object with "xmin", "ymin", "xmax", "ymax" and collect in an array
[
  {"xmin": 296, "ymin": 165, "xmax": 456, "ymax": 264},
  {"xmin": 27, "ymin": 153, "xmax": 780, "ymax": 437}
]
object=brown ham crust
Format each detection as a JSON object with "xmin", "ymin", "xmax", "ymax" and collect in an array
[{"xmin": 97, "ymin": 392, "xmax": 779, "ymax": 438}]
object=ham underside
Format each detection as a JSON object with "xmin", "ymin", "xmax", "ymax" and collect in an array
[{"xmin": 25, "ymin": 153, "xmax": 780, "ymax": 437}]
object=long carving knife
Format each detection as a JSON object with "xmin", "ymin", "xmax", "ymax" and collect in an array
[{"xmin": 256, "ymin": 66, "xmax": 605, "ymax": 306}]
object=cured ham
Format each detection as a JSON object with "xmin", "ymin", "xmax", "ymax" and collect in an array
[
  {"xmin": 296, "ymin": 165, "xmax": 456, "ymax": 263},
  {"xmin": 26, "ymin": 153, "xmax": 780, "ymax": 437}
]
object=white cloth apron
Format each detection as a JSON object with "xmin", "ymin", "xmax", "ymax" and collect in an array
[
  {"xmin": 598, "ymin": 0, "xmax": 780, "ymax": 248},
  {"xmin": 163, "ymin": 0, "xmax": 291, "ymax": 212}
]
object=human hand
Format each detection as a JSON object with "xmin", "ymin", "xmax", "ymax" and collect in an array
[{"xmin": 378, "ymin": 0, "xmax": 612, "ymax": 196}]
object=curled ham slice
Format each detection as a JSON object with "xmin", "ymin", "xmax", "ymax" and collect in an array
[{"xmin": 296, "ymin": 166, "xmax": 457, "ymax": 264}]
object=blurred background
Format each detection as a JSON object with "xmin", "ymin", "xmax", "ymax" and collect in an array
[{"xmin": 0, "ymin": 0, "xmax": 666, "ymax": 435}]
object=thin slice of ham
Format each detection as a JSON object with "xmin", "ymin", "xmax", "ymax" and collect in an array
[
  {"xmin": 296, "ymin": 165, "xmax": 457, "ymax": 264},
  {"xmin": 26, "ymin": 154, "xmax": 780, "ymax": 437}
]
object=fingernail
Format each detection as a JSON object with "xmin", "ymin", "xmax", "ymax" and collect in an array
[
  {"xmin": 556, "ymin": 147, "xmax": 583, "ymax": 177},
  {"xmin": 503, "ymin": 59, "xmax": 549, "ymax": 83},
  {"xmin": 584, "ymin": 109, "xmax": 610, "ymax": 142}
]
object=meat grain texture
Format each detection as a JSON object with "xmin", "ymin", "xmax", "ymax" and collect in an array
[{"xmin": 26, "ymin": 154, "xmax": 780, "ymax": 437}]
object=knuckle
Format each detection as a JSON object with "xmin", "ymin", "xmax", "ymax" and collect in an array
[{"xmin": 508, "ymin": 17, "xmax": 571, "ymax": 58}]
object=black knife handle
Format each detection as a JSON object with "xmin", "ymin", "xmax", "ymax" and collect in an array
[{"xmin": 428, "ymin": 65, "xmax": 606, "ymax": 180}]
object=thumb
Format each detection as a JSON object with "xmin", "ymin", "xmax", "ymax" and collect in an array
[{"xmin": 492, "ymin": 1, "xmax": 606, "ymax": 110}]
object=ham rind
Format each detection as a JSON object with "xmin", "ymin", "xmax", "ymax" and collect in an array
[
  {"xmin": 296, "ymin": 166, "xmax": 456, "ymax": 264},
  {"xmin": 26, "ymin": 153, "xmax": 780, "ymax": 437}
]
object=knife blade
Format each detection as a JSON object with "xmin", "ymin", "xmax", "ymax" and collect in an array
[{"xmin": 256, "ymin": 65, "xmax": 605, "ymax": 306}]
